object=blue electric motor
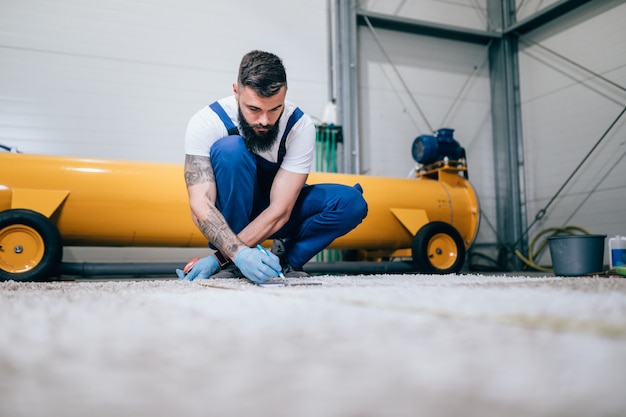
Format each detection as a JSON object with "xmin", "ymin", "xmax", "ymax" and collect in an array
[{"xmin": 412, "ymin": 128, "xmax": 465, "ymax": 165}]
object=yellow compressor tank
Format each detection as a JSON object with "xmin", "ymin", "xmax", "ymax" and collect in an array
[{"xmin": 0, "ymin": 151, "xmax": 479, "ymax": 281}]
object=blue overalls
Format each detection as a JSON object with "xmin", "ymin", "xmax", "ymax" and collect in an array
[{"xmin": 208, "ymin": 101, "xmax": 368, "ymax": 269}]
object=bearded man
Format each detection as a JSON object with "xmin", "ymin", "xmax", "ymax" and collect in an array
[{"xmin": 179, "ymin": 50, "xmax": 367, "ymax": 283}]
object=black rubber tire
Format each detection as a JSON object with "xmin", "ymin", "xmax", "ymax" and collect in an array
[
  {"xmin": 412, "ymin": 222, "xmax": 466, "ymax": 274},
  {"xmin": 0, "ymin": 209, "xmax": 63, "ymax": 282}
]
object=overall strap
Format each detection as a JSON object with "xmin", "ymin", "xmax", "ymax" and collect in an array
[
  {"xmin": 277, "ymin": 107, "xmax": 304, "ymax": 165},
  {"xmin": 210, "ymin": 101, "xmax": 304, "ymax": 166},
  {"xmin": 209, "ymin": 101, "xmax": 239, "ymax": 136}
]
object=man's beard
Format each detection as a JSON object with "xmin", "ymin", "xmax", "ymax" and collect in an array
[{"xmin": 238, "ymin": 107, "xmax": 282, "ymax": 154}]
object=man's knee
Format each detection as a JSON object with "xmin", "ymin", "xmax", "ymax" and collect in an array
[
  {"xmin": 344, "ymin": 183, "xmax": 368, "ymax": 225},
  {"xmin": 323, "ymin": 183, "xmax": 367, "ymax": 230},
  {"xmin": 210, "ymin": 136, "xmax": 257, "ymax": 177},
  {"xmin": 210, "ymin": 135, "xmax": 248, "ymax": 162}
]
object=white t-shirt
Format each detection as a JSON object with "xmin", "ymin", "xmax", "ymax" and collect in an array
[{"xmin": 184, "ymin": 96, "xmax": 315, "ymax": 174}]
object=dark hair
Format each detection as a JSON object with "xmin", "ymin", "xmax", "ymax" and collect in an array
[{"xmin": 238, "ymin": 50, "xmax": 287, "ymax": 97}]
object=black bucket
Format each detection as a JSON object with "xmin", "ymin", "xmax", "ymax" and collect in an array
[{"xmin": 547, "ymin": 234, "xmax": 606, "ymax": 276}]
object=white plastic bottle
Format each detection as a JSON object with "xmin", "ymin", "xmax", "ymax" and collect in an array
[{"xmin": 609, "ymin": 236, "xmax": 626, "ymax": 269}]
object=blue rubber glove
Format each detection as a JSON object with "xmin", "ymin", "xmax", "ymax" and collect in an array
[
  {"xmin": 176, "ymin": 255, "xmax": 219, "ymax": 281},
  {"xmin": 234, "ymin": 246, "xmax": 282, "ymax": 284}
]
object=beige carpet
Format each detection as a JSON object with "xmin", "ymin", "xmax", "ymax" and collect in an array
[{"xmin": 1, "ymin": 274, "xmax": 625, "ymax": 417}]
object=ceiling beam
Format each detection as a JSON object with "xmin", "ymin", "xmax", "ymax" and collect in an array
[
  {"xmin": 356, "ymin": 10, "xmax": 498, "ymax": 45},
  {"xmin": 358, "ymin": 0, "xmax": 601, "ymax": 43},
  {"xmin": 506, "ymin": 0, "xmax": 596, "ymax": 34}
]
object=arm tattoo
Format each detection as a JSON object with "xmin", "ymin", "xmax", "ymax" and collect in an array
[
  {"xmin": 185, "ymin": 154, "xmax": 242, "ymax": 258},
  {"xmin": 184, "ymin": 154, "xmax": 214, "ymax": 186},
  {"xmin": 197, "ymin": 216, "xmax": 242, "ymax": 257}
]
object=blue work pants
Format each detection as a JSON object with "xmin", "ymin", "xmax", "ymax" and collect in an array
[{"xmin": 210, "ymin": 136, "xmax": 367, "ymax": 269}]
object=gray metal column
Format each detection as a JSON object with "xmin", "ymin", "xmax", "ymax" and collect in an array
[
  {"xmin": 487, "ymin": 0, "xmax": 527, "ymax": 269},
  {"xmin": 331, "ymin": 0, "xmax": 360, "ymax": 174}
]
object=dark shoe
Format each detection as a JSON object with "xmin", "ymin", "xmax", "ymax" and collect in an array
[
  {"xmin": 210, "ymin": 263, "xmax": 244, "ymax": 279},
  {"xmin": 282, "ymin": 263, "xmax": 310, "ymax": 278},
  {"xmin": 271, "ymin": 239, "xmax": 309, "ymax": 277}
]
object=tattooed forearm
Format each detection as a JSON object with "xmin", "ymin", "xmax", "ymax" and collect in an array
[
  {"xmin": 196, "ymin": 207, "xmax": 243, "ymax": 258},
  {"xmin": 185, "ymin": 154, "xmax": 243, "ymax": 258},
  {"xmin": 184, "ymin": 154, "xmax": 214, "ymax": 186}
]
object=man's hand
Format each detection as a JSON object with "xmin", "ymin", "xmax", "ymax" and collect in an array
[
  {"xmin": 176, "ymin": 255, "xmax": 219, "ymax": 281},
  {"xmin": 234, "ymin": 246, "xmax": 282, "ymax": 284}
]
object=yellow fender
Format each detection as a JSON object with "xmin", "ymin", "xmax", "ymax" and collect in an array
[
  {"xmin": 10, "ymin": 188, "xmax": 70, "ymax": 218},
  {"xmin": 390, "ymin": 208, "xmax": 430, "ymax": 236}
]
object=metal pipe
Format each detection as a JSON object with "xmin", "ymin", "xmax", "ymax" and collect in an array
[
  {"xmin": 62, "ymin": 262, "xmax": 183, "ymax": 277},
  {"xmin": 61, "ymin": 261, "xmax": 417, "ymax": 279}
]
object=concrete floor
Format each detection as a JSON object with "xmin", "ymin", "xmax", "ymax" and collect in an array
[{"xmin": 1, "ymin": 273, "xmax": 625, "ymax": 417}]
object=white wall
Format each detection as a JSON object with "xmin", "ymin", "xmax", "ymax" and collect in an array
[
  {"xmin": 359, "ymin": 0, "xmax": 488, "ymax": 30},
  {"xmin": 0, "ymin": 0, "xmax": 328, "ymax": 262},
  {"xmin": 356, "ymin": 0, "xmax": 626, "ymax": 268},
  {"xmin": 0, "ymin": 0, "xmax": 329, "ymax": 162},
  {"xmin": 518, "ymin": 0, "xmax": 626, "ymax": 264},
  {"xmin": 357, "ymin": 28, "xmax": 493, "ymax": 178},
  {"xmin": 356, "ymin": 17, "xmax": 497, "ymax": 252},
  {"xmin": 516, "ymin": 0, "xmax": 562, "ymax": 21}
]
